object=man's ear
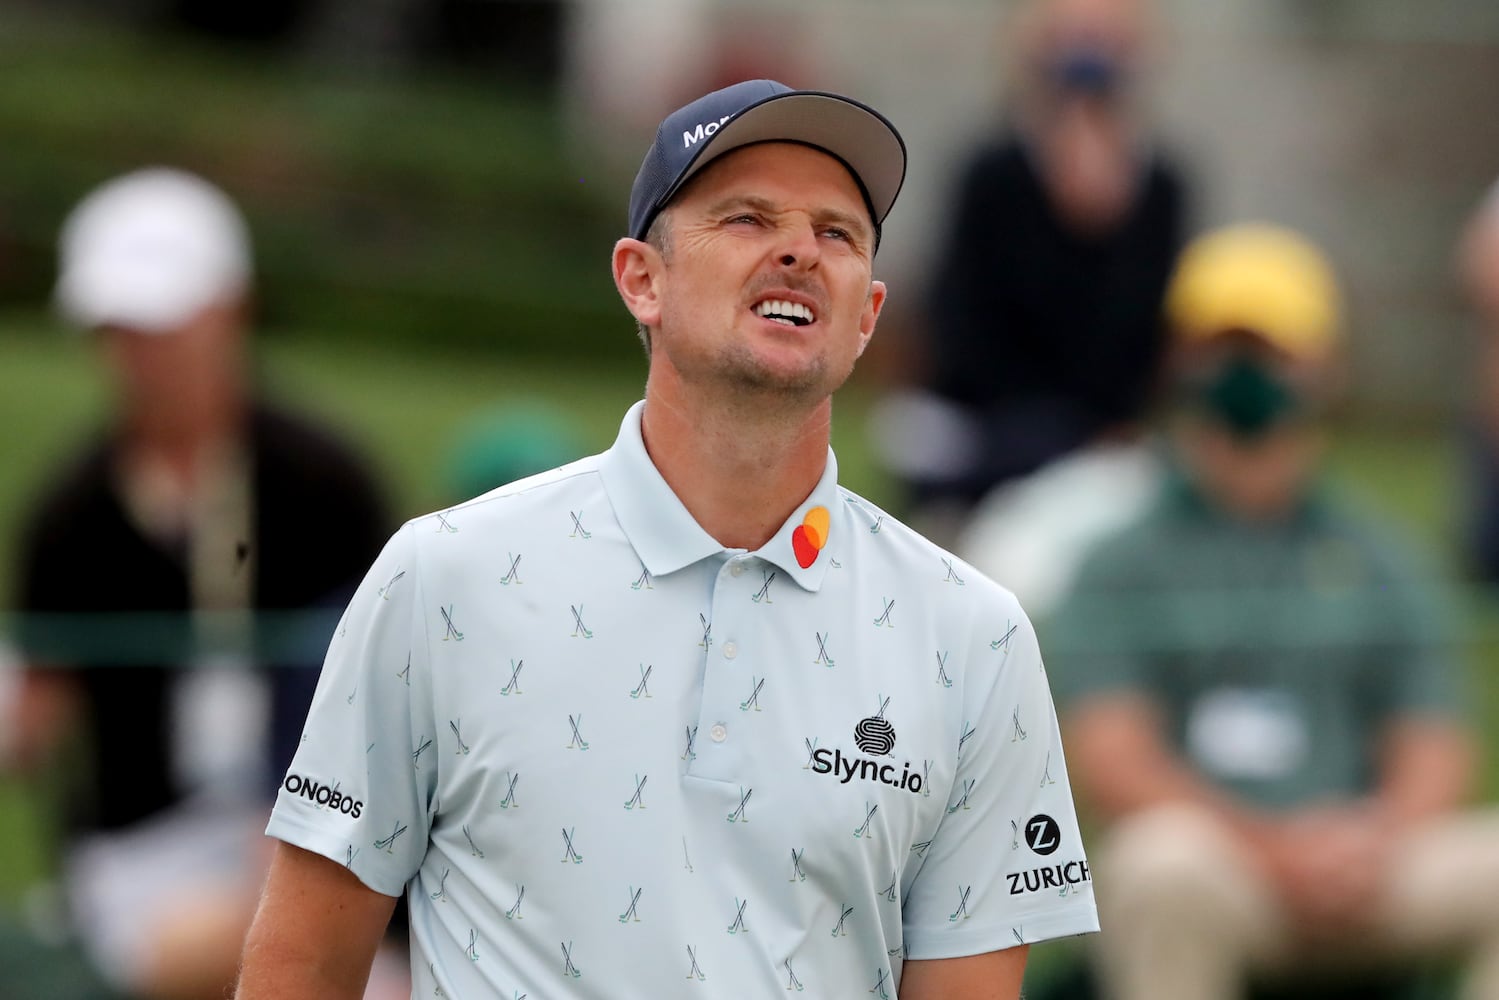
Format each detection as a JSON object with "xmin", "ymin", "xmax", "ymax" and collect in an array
[
  {"xmin": 855, "ymin": 279, "xmax": 887, "ymax": 358},
  {"xmin": 613, "ymin": 237, "xmax": 664, "ymax": 330}
]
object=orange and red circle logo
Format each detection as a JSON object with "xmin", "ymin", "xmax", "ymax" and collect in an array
[{"xmin": 792, "ymin": 505, "xmax": 830, "ymax": 568}]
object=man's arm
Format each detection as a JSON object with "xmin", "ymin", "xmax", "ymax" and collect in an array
[
  {"xmin": 1065, "ymin": 694, "xmax": 1483, "ymax": 933},
  {"xmin": 1, "ymin": 668, "xmax": 80, "ymax": 772},
  {"xmin": 1065, "ymin": 694, "xmax": 1313, "ymax": 886},
  {"xmin": 235, "ymin": 841, "xmax": 398, "ymax": 1000},
  {"xmin": 899, "ymin": 946, "xmax": 1029, "ymax": 1000},
  {"xmin": 1376, "ymin": 716, "xmax": 1478, "ymax": 826},
  {"xmin": 1069, "ymin": 694, "xmax": 1479, "ymax": 828}
]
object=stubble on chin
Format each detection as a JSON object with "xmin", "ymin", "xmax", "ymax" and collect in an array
[
  {"xmin": 654, "ymin": 306, "xmax": 858, "ymax": 414},
  {"xmin": 725, "ymin": 341, "xmax": 825, "ymax": 392},
  {"xmin": 711, "ymin": 339, "xmax": 868, "ymax": 418}
]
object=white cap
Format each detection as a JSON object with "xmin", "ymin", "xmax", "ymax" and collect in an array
[{"xmin": 55, "ymin": 168, "xmax": 252, "ymax": 333}]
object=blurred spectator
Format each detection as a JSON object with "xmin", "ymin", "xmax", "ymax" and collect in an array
[
  {"xmin": 5, "ymin": 168, "xmax": 392, "ymax": 1000},
  {"xmin": 1458, "ymin": 179, "xmax": 1499, "ymax": 583},
  {"xmin": 874, "ymin": 0, "xmax": 1186, "ymax": 544},
  {"xmin": 1048, "ymin": 224, "xmax": 1499, "ymax": 1000}
]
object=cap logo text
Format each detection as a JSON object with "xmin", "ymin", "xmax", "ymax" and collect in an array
[{"xmin": 683, "ymin": 115, "xmax": 734, "ymax": 148}]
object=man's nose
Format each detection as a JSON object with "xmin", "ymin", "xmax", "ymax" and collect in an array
[{"xmin": 774, "ymin": 220, "xmax": 821, "ymax": 269}]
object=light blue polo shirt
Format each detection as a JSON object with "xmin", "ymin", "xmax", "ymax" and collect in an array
[{"xmin": 266, "ymin": 401, "xmax": 1097, "ymax": 998}]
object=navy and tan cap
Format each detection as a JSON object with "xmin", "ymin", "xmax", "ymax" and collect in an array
[{"xmin": 628, "ymin": 79, "xmax": 907, "ymax": 248}]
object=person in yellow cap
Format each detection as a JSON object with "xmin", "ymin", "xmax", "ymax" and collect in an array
[{"xmin": 1043, "ymin": 224, "xmax": 1499, "ymax": 1000}]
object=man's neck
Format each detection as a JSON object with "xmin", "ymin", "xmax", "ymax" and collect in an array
[
  {"xmin": 640, "ymin": 378, "xmax": 832, "ymax": 551},
  {"xmin": 122, "ymin": 392, "xmax": 247, "ymax": 492},
  {"xmin": 115, "ymin": 404, "xmax": 250, "ymax": 546}
]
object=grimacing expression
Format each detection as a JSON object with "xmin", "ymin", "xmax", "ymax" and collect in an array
[{"xmin": 647, "ymin": 142, "xmax": 886, "ymax": 401}]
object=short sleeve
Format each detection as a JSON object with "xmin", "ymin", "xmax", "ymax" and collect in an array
[
  {"xmin": 902, "ymin": 606, "xmax": 1099, "ymax": 956},
  {"xmin": 264, "ymin": 521, "xmax": 437, "ymax": 896}
]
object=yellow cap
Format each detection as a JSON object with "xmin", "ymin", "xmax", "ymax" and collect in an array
[{"xmin": 1166, "ymin": 224, "xmax": 1342, "ymax": 360}]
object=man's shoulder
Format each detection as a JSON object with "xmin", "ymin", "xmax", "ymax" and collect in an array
[
  {"xmin": 837, "ymin": 487, "xmax": 1023, "ymax": 612},
  {"xmin": 251, "ymin": 401, "xmax": 378, "ymax": 480},
  {"xmin": 17, "ymin": 434, "xmax": 116, "ymax": 543},
  {"xmin": 404, "ymin": 454, "xmax": 606, "ymax": 540},
  {"xmin": 1307, "ymin": 485, "xmax": 1442, "ymax": 583},
  {"xmin": 1090, "ymin": 503, "xmax": 1173, "ymax": 557},
  {"xmin": 960, "ymin": 133, "xmax": 1028, "ymax": 178},
  {"xmin": 1058, "ymin": 493, "xmax": 1182, "ymax": 593}
]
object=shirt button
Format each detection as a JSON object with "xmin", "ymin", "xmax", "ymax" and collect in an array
[
  {"xmin": 729, "ymin": 561, "xmax": 745, "ymax": 577},
  {"xmin": 710, "ymin": 723, "xmax": 728, "ymax": 743},
  {"xmin": 722, "ymin": 641, "xmax": 738, "ymax": 660}
]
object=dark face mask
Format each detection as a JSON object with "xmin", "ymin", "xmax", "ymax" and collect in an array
[
  {"xmin": 1046, "ymin": 48, "xmax": 1126, "ymax": 99},
  {"xmin": 1186, "ymin": 354, "xmax": 1304, "ymax": 440}
]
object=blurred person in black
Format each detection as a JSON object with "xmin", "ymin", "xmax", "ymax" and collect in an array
[
  {"xmin": 5, "ymin": 168, "xmax": 393, "ymax": 1000},
  {"xmin": 884, "ymin": 0, "xmax": 1185, "ymax": 537},
  {"xmin": 1049, "ymin": 224, "xmax": 1499, "ymax": 1000}
]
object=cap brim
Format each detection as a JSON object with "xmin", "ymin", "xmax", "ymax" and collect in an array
[
  {"xmin": 658, "ymin": 91, "xmax": 906, "ymax": 236},
  {"xmin": 56, "ymin": 257, "xmax": 243, "ymax": 334}
]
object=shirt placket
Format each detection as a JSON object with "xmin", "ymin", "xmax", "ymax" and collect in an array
[{"xmin": 687, "ymin": 552, "xmax": 759, "ymax": 783}]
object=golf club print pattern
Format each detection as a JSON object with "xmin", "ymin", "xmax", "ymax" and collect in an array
[{"xmin": 265, "ymin": 403, "xmax": 1096, "ymax": 997}]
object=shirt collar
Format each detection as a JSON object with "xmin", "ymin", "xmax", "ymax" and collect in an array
[
  {"xmin": 757, "ymin": 449, "xmax": 841, "ymax": 593},
  {"xmin": 598, "ymin": 400, "xmax": 841, "ymax": 591}
]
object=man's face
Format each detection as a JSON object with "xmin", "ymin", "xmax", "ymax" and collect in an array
[
  {"xmin": 1169, "ymin": 343, "xmax": 1329, "ymax": 519},
  {"xmin": 644, "ymin": 142, "xmax": 886, "ymax": 403},
  {"xmin": 97, "ymin": 300, "xmax": 244, "ymax": 440},
  {"xmin": 1172, "ymin": 414, "xmax": 1324, "ymax": 521}
]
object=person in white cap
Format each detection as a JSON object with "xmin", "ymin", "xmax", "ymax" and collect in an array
[
  {"xmin": 236, "ymin": 79, "xmax": 1098, "ymax": 999},
  {"xmin": 8, "ymin": 168, "xmax": 393, "ymax": 1000}
]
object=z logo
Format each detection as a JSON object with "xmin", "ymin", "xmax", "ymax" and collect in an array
[{"xmin": 1025, "ymin": 814, "xmax": 1061, "ymax": 856}]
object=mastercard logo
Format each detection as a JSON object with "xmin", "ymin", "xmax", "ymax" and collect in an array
[{"xmin": 792, "ymin": 505, "xmax": 830, "ymax": 569}]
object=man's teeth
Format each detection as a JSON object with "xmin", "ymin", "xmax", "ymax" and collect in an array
[{"xmin": 754, "ymin": 299, "xmax": 815, "ymax": 326}]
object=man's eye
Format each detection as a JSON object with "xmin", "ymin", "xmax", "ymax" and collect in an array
[
  {"xmin": 822, "ymin": 227, "xmax": 852, "ymax": 242},
  {"xmin": 726, "ymin": 214, "xmax": 761, "ymax": 226}
]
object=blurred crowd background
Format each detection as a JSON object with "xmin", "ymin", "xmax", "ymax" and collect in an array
[{"xmin": 3, "ymin": 0, "xmax": 1499, "ymax": 998}]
